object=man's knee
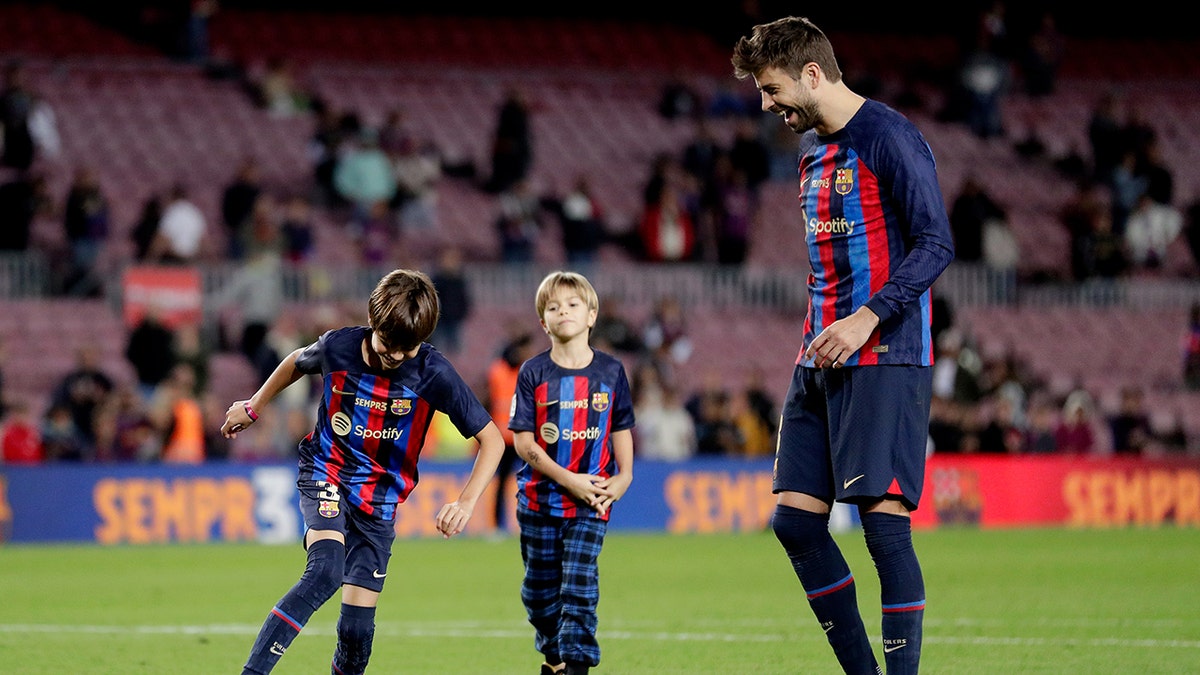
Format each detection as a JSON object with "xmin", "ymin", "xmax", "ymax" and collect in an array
[{"xmin": 771, "ymin": 503, "xmax": 831, "ymax": 552}]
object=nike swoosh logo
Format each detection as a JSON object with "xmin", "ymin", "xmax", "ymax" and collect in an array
[
  {"xmin": 270, "ymin": 643, "xmax": 286, "ymax": 656},
  {"xmin": 536, "ymin": 400, "xmax": 558, "ymax": 407},
  {"xmin": 822, "ymin": 623, "xmax": 834, "ymax": 633},
  {"xmin": 372, "ymin": 569, "xmax": 387, "ymax": 579},
  {"xmin": 843, "ymin": 474, "xmax": 865, "ymax": 489},
  {"xmin": 883, "ymin": 644, "xmax": 905, "ymax": 653},
  {"xmin": 332, "ymin": 387, "xmax": 354, "ymax": 396}
]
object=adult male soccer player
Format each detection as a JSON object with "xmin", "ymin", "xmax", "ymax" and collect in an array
[{"xmin": 732, "ymin": 16, "xmax": 955, "ymax": 674}]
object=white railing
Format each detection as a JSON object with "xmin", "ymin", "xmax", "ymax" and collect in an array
[{"xmin": 2, "ymin": 254, "xmax": 1196, "ymax": 310}]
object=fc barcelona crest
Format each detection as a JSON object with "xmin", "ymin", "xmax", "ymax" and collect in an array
[
  {"xmin": 390, "ymin": 399, "xmax": 412, "ymax": 415},
  {"xmin": 835, "ymin": 168, "xmax": 854, "ymax": 195},
  {"xmin": 318, "ymin": 500, "xmax": 340, "ymax": 518},
  {"xmin": 591, "ymin": 392, "xmax": 610, "ymax": 412}
]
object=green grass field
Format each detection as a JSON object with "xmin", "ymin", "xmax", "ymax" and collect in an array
[{"xmin": 2, "ymin": 527, "xmax": 1198, "ymax": 674}]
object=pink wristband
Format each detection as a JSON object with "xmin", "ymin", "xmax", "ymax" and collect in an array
[{"xmin": 243, "ymin": 402, "xmax": 258, "ymax": 422}]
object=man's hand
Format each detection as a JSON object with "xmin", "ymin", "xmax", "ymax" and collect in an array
[{"xmin": 804, "ymin": 306, "xmax": 880, "ymax": 368}]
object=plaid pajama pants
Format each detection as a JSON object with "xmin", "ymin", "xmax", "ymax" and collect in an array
[{"xmin": 518, "ymin": 508, "xmax": 608, "ymax": 667}]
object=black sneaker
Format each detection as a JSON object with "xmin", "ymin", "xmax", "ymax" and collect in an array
[
  {"xmin": 564, "ymin": 664, "xmax": 589, "ymax": 675},
  {"xmin": 539, "ymin": 662, "xmax": 564, "ymax": 675}
]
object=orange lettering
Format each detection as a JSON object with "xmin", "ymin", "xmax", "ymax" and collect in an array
[
  {"xmin": 152, "ymin": 479, "xmax": 189, "ymax": 542},
  {"xmin": 222, "ymin": 478, "xmax": 258, "ymax": 540}
]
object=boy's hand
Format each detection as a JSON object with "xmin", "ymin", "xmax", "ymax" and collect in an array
[
  {"xmin": 221, "ymin": 400, "xmax": 255, "ymax": 438},
  {"xmin": 436, "ymin": 500, "xmax": 474, "ymax": 539},
  {"xmin": 561, "ymin": 473, "xmax": 615, "ymax": 514},
  {"xmin": 593, "ymin": 472, "xmax": 632, "ymax": 516}
]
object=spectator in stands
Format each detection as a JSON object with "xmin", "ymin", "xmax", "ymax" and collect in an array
[
  {"xmin": 548, "ymin": 173, "xmax": 606, "ymax": 267},
  {"xmin": 1055, "ymin": 389, "xmax": 1099, "ymax": 454},
  {"xmin": 1023, "ymin": 394, "xmax": 1059, "ymax": 453},
  {"xmin": 99, "ymin": 384, "xmax": 158, "ymax": 462},
  {"xmin": 0, "ymin": 401, "xmax": 42, "ymax": 464},
  {"xmin": 1184, "ymin": 302, "xmax": 1200, "ymax": 391},
  {"xmin": 0, "ymin": 170, "xmax": 50, "ymax": 252},
  {"xmin": 220, "ymin": 157, "xmax": 263, "ymax": 260},
  {"xmin": 928, "ymin": 396, "xmax": 969, "ymax": 453},
  {"xmin": 1124, "ymin": 191, "xmax": 1183, "ymax": 270},
  {"xmin": 642, "ymin": 294, "xmax": 693, "ymax": 368},
  {"xmin": 1109, "ymin": 148, "xmax": 1147, "ymax": 236},
  {"xmin": 150, "ymin": 362, "xmax": 206, "ymax": 463},
  {"xmin": 688, "ymin": 384, "xmax": 741, "ymax": 456},
  {"xmin": 152, "ymin": 183, "xmax": 207, "ymax": 264},
  {"xmin": 130, "ymin": 192, "xmax": 165, "ymax": 262},
  {"xmin": 981, "ymin": 213, "xmax": 1019, "ymax": 301},
  {"xmin": 279, "ymin": 193, "xmax": 315, "ymax": 262},
  {"xmin": 0, "ymin": 61, "xmax": 35, "ymax": 171},
  {"xmin": 743, "ymin": 366, "xmax": 778, "ymax": 440},
  {"xmin": 638, "ymin": 181, "xmax": 697, "ymax": 263},
  {"xmin": 729, "ymin": 116, "xmax": 772, "ymax": 194},
  {"xmin": 949, "ymin": 174, "xmax": 1005, "ymax": 264},
  {"xmin": 253, "ymin": 55, "xmax": 309, "ymax": 118},
  {"xmin": 1018, "ymin": 10, "xmax": 1064, "ymax": 97},
  {"xmin": 956, "ymin": 30, "xmax": 1011, "ymax": 139},
  {"xmin": 1072, "ymin": 208, "xmax": 1128, "ymax": 281},
  {"xmin": 1108, "ymin": 385, "xmax": 1152, "ymax": 455},
  {"xmin": 730, "ymin": 387, "xmax": 773, "ymax": 456},
  {"xmin": 41, "ymin": 402, "xmax": 88, "ymax": 462},
  {"xmin": 657, "ymin": 69, "xmax": 703, "ymax": 122},
  {"xmin": 50, "ymin": 346, "xmax": 115, "ymax": 450},
  {"xmin": 429, "ymin": 246, "xmax": 471, "ymax": 354},
  {"xmin": 214, "ymin": 240, "xmax": 285, "ymax": 376},
  {"xmin": 1087, "ymin": 91, "xmax": 1124, "ymax": 183},
  {"xmin": 977, "ymin": 395, "xmax": 1025, "ymax": 453},
  {"xmin": 634, "ymin": 383, "xmax": 696, "ymax": 461},
  {"xmin": 484, "ymin": 86, "xmax": 533, "ymax": 194},
  {"xmin": 125, "ymin": 305, "xmax": 178, "ymax": 402},
  {"xmin": 1138, "ymin": 138, "xmax": 1174, "ymax": 207},
  {"xmin": 61, "ymin": 166, "xmax": 110, "ymax": 297},
  {"xmin": 931, "ymin": 327, "xmax": 983, "ymax": 404},
  {"xmin": 334, "ymin": 127, "xmax": 397, "ymax": 222},
  {"xmin": 390, "ymin": 137, "xmax": 442, "ymax": 234},
  {"xmin": 708, "ymin": 157, "xmax": 758, "ymax": 265},
  {"xmin": 494, "ymin": 178, "xmax": 545, "ymax": 263},
  {"xmin": 590, "ymin": 295, "xmax": 644, "ymax": 357}
]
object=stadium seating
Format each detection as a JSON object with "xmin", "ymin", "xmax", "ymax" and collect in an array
[{"xmin": 2, "ymin": 5, "xmax": 1198, "ymax": 455}]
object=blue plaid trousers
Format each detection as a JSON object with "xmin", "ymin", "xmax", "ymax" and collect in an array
[{"xmin": 518, "ymin": 508, "xmax": 608, "ymax": 667}]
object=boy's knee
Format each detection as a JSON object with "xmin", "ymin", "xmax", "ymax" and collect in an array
[{"xmin": 299, "ymin": 539, "xmax": 345, "ymax": 603}]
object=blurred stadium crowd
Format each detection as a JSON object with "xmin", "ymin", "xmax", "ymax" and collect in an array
[{"xmin": 0, "ymin": 1, "xmax": 1198, "ymax": 465}]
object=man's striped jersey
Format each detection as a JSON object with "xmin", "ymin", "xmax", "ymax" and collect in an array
[
  {"xmin": 294, "ymin": 326, "xmax": 491, "ymax": 521},
  {"xmin": 508, "ymin": 349, "xmax": 635, "ymax": 520},
  {"xmin": 795, "ymin": 99, "xmax": 955, "ymax": 367}
]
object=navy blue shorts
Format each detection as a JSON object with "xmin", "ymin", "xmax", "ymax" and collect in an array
[
  {"xmin": 298, "ymin": 480, "xmax": 396, "ymax": 593},
  {"xmin": 773, "ymin": 365, "xmax": 932, "ymax": 511}
]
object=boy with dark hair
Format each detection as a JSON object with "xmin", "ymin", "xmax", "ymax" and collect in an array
[
  {"xmin": 222, "ymin": 268, "xmax": 505, "ymax": 675},
  {"xmin": 509, "ymin": 271, "xmax": 635, "ymax": 675}
]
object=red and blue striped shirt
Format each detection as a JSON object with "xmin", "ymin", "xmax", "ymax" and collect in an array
[
  {"xmin": 795, "ymin": 99, "xmax": 955, "ymax": 367},
  {"xmin": 294, "ymin": 326, "xmax": 491, "ymax": 521},
  {"xmin": 509, "ymin": 349, "xmax": 635, "ymax": 520}
]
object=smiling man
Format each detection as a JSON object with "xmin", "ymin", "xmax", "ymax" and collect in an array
[{"xmin": 733, "ymin": 16, "xmax": 955, "ymax": 675}]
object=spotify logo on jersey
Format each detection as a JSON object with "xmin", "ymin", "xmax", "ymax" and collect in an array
[
  {"xmin": 540, "ymin": 423, "xmax": 560, "ymax": 444},
  {"xmin": 331, "ymin": 411, "xmax": 352, "ymax": 436}
]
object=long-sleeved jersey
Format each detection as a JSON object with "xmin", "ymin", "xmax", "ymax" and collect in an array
[
  {"xmin": 294, "ymin": 326, "xmax": 491, "ymax": 521},
  {"xmin": 796, "ymin": 99, "xmax": 955, "ymax": 367}
]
